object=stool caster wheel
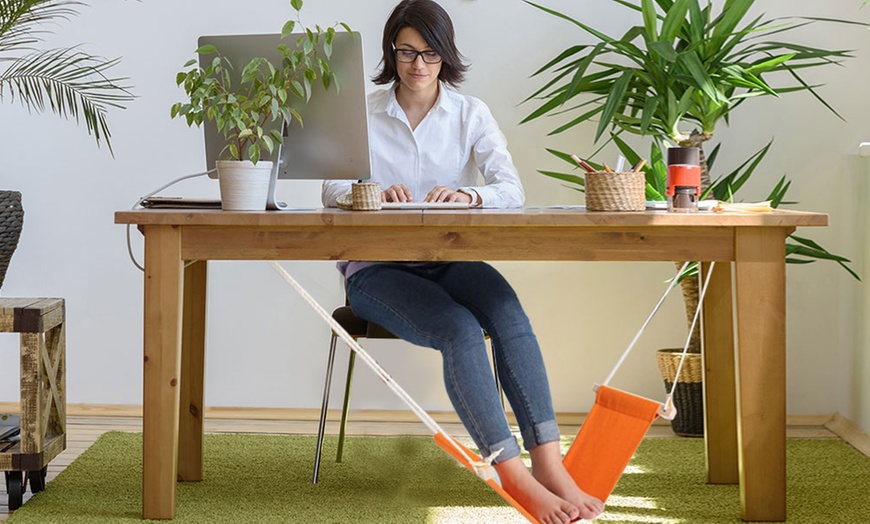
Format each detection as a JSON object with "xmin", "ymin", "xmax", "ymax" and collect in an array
[
  {"xmin": 4, "ymin": 471, "xmax": 23, "ymax": 510},
  {"xmin": 29, "ymin": 466, "xmax": 47, "ymax": 493}
]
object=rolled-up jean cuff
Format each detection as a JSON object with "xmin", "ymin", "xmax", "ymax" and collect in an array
[
  {"xmin": 485, "ymin": 435, "xmax": 522, "ymax": 464},
  {"xmin": 521, "ymin": 420, "xmax": 561, "ymax": 451}
]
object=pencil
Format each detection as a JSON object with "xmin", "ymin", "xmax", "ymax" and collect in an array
[
  {"xmin": 570, "ymin": 154, "xmax": 596, "ymax": 174},
  {"xmin": 603, "ymin": 163, "xmax": 613, "ymax": 173},
  {"xmin": 632, "ymin": 159, "xmax": 647, "ymax": 173}
]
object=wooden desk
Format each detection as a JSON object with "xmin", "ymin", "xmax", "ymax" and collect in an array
[{"xmin": 114, "ymin": 208, "xmax": 827, "ymax": 521}]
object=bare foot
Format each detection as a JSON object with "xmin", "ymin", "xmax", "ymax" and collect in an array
[
  {"xmin": 530, "ymin": 442, "xmax": 605, "ymax": 521},
  {"xmin": 495, "ymin": 456, "xmax": 580, "ymax": 524}
]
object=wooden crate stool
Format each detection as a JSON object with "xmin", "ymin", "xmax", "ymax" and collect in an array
[{"xmin": 0, "ymin": 298, "xmax": 66, "ymax": 510}]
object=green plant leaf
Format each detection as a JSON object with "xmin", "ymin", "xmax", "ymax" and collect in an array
[
  {"xmin": 787, "ymin": 236, "xmax": 861, "ymax": 280},
  {"xmin": 281, "ymin": 20, "xmax": 296, "ymax": 38},
  {"xmin": 649, "ymin": 40, "xmax": 678, "ymax": 62},
  {"xmin": 525, "ymin": 1, "xmax": 617, "ymax": 45},
  {"xmin": 641, "ymin": 0, "xmax": 659, "ymax": 40},
  {"xmin": 711, "ymin": 0, "xmax": 753, "ymax": 45},
  {"xmin": 660, "ymin": 0, "xmax": 691, "ymax": 42},
  {"xmin": 538, "ymin": 170, "xmax": 587, "ymax": 190},
  {"xmin": 595, "ymin": 70, "xmax": 634, "ymax": 141}
]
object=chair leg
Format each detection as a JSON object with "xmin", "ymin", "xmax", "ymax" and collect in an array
[
  {"xmin": 312, "ymin": 333, "xmax": 339, "ymax": 484},
  {"xmin": 336, "ymin": 349, "xmax": 357, "ymax": 463}
]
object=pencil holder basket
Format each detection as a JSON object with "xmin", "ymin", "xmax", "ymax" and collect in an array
[
  {"xmin": 585, "ymin": 171, "xmax": 646, "ymax": 212},
  {"xmin": 351, "ymin": 182, "xmax": 382, "ymax": 211}
]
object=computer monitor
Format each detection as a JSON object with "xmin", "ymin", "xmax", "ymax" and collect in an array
[{"xmin": 197, "ymin": 31, "xmax": 371, "ymax": 209}]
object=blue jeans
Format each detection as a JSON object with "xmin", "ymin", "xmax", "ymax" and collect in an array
[{"xmin": 345, "ymin": 261, "xmax": 560, "ymax": 463}]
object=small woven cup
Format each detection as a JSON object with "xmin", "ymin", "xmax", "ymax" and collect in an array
[
  {"xmin": 585, "ymin": 171, "xmax": 645, "ymax": 211},
  {"xmin": 351, "ymin": 182, "xmax": 382, "ymax": 211}
]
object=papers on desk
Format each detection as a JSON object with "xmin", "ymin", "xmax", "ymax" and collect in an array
[
  {"xmin": 645, "ymin": 200, "xmax": 718, "ymax": 211},
  {"xmin": 712, "ymin": 201, "xmax": 773, "ymax": 213}
]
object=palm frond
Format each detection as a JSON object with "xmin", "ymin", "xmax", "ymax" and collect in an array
[
  {"xmin": 1, "ymin": 47, "xmax": 135, "ymax": 153},
  {"xmin": 0, "ymin": 0, "xmax": 81, "ymax": 53}
]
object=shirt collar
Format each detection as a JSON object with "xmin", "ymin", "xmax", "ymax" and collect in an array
[{"xmin": 381, "ymin": 81, "xmax": 458, "ymax": 119}]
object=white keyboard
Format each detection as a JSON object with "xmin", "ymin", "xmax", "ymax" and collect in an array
[{"xmin": 380, "ymin": 201, "xmax": 470, "ymax": 210}]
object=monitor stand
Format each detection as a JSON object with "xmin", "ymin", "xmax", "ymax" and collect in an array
[
  {"xmin": 266, "ymin": 161, "xmax": 288, "ymax": 210},
  {"xmin": 264, "ymin": 142, "xmax": 321, "ymax": 212}
]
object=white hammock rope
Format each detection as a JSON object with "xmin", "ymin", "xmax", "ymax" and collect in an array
[
  {"xmin": 665, "ymin": 262, "xmax": 716, "ymax": 406},
  {"xmin": 600, "ymin": 261, "xmax": 716, "ymax": 420},
  {"xmin": 268, "ymin": 262, "xmax": 498, "ymax": 480},
  {"xmin": 602, "ymin": 261, "xmax": 691, "ymax": 387}
]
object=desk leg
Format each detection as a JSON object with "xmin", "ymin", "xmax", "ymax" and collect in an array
[
  {"xmin": 143, "ymin": 225, "xmax": 183, "ymax": 520},
  {"xmin": 734, "ymin": 228, "xmax": 788, "ymax": 521},
  {"xmin": 178, "ymin": 260, "xmax": 207, "ymax": 482},
  {"xmin": 701, "ymin": 261, "xmax": 739, "ymax": 484}
]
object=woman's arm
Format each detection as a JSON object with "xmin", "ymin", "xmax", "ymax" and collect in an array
[
  {"xmin": 462, "ymin": 101, "xmax": 524, "ymax": 208},
  {"xmin": 321, "ymin": 179, "xmax": 354, "ymax": 207}
]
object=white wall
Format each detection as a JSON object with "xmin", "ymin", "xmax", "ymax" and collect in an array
[
  {"xmin": 1, "ymin": 0, "xmax": 868, "ymax": 429},
  {"xmin": 847, "ymin": 147, "xmax": 870, "ymax": 432}
]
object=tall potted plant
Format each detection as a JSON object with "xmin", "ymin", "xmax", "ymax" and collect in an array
[
  {"xmin": 0, "ymin": 0, "xmax": 134, "ymax": 289},
  {"xmin": 171, "ymin": 0, "xmax": 350, "ymax": 211},
  {"xmin": 522, "ymin": 0, "xmax": 863, "ymax": 435}
]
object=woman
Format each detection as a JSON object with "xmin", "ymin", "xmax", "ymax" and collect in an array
[{"xmin": 322, "ymin": 1, "xmax": 603, "ymax": 522}]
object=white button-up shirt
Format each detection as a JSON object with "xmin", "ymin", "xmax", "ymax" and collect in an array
[{"xmin": 322, "ymin": 83, "xmax": 524, "ymax": 208}]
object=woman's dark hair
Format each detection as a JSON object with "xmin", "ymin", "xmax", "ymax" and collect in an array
[{"xmin": 372, "ymin": 0, "xmax": 469, "ymax": 87}]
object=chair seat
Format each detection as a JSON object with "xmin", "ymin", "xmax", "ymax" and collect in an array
[
  {"xmin": 331, "ymin": 305, "xmax": 396, "ymax": 339},
  {"xmin": 330, "ymin": 306, "xmax": 370, "ymax": 336}
]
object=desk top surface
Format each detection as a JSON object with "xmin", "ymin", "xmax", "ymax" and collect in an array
[{"xmin": 115, "ymin": 207, "xmax": 828, "ymax": 228}]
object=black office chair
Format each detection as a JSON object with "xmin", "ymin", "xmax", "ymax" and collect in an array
[{"xmin": 312, "ymin": 304, "xmax": 499, "ymax": 483}]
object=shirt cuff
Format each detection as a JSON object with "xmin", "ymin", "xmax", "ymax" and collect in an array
[{"xmin": 458, "ymin": 187, "xmax": 480, "ymax": 207}]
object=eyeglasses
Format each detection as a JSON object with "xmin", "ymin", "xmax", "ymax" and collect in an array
[{"xmin": 393, "ymin": 47, "xmax": 442, "ymax": 64}]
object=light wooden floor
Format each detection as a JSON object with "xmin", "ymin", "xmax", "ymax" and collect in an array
[{"xmin": 0, "ymin": 415, "xmax": 838, "ymax": 521}]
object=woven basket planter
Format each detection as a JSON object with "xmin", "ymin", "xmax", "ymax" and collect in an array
[
  {"xmin": 0, "ymin": 191, "xmax": 24, "ymax": 290},
  {"xmin": 585, "ymin": 171, "xmax": 646, "ymax": 211},
  {"xmin": 656, "ymin": 348, "xmax": 704, "ymax": 437}
]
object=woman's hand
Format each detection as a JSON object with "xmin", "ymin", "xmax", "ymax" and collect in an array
[
  {"xmin": 425, "ymin": 186, "xmax": 475, "ymax": 204},
  {"xmin": 382, "ymin": 184, "xmax": 413, "ymax": 202}
]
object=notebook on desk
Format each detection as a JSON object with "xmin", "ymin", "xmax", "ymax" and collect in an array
[
  {"xmin": 140, "ymin": 197, "xmax": 222, "ymax": 209},
  {"xmin": 380, "ymin": 201, "xmax": 470, "ymax": 210}
]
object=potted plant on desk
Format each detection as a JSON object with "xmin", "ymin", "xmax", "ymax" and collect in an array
[
  {"xmin": 522, "ymin": 0, "xmax": 863, "ymax": 435},
  {"xmin": 0, "ymin": 0, "xmax": 134, "ymax": 290},
  {"xmin": 170, "ymin": 0, "xmax": 350, "ymax": 211}
]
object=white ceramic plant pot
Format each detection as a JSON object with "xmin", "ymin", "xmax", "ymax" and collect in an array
[{"xmin": 216, "ymin": 160, "xmax": 273, "ymax": 211}]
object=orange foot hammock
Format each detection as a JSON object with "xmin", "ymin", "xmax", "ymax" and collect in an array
[{"xmin": 271, "ymin": 261, "xmax": 715, "ymax": 523}]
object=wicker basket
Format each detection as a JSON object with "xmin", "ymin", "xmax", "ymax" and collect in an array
[
  {"xmin": 585, "ymin": 171, "xmax": 645, "ymax": 211},
  {"xmin": 656, "ymin": 348, "xmax": 704, "ymax": 437},
  {"xmin": 0, "ymin": 191, "xmax": 24, "ymax": 290},
  {"xmin": 351, "ymin": 182, "xmax": 382, "ymax": 211}
]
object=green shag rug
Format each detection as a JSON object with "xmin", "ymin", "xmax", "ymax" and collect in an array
[{"xmin": 6, "ymin": 432, "xmax": 870, "ymax": 523}]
